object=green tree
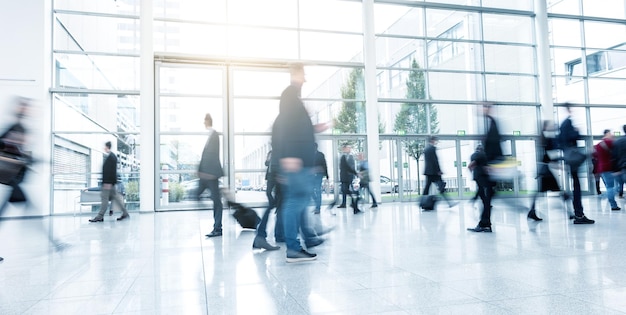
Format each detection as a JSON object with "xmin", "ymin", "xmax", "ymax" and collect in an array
[
  {"xmin": 393, "ymin": 59, "xmax": 439, "ymax": 193},
  {"xmin": 335, "ymin": 68, "xmax": 384, "ymax": 152}
]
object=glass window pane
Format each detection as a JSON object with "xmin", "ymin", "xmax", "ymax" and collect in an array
[
  {"xmin": 302, "ymin": 66, "xmax": 365, "ymax": 101},
  {"xmin": 159, "ymin": 66, "xmax": 223, "ymax": 95},
  {"xmin": 588, "ymin": 78, "xmax": 626, "ymax": 105},
  {"xmin": 553, "ymin": 76, "xmax": 586, "ymax": 104},
  {"xmin": 429, "ymin": 41, "xmax": 482, "ymax": 71},
  {"xmin": 582, "ymin": 0, "xmax": 626, "ymax": 19},
  {"xmin": 374, "ymin": 5, "xmax": 423, "ymax": 36},
  {"xmin": 227, "ymin": 0, "xmax": 297, "ymax": 27},
  {"xmin": 233, "ymin": 99, "xmax": 278, "ymax": 133},
  {"xmin": 549, "ymin": 18, "xmax": 581, "ymax": 47},
  {"xmin": 426, "ymin": 10, "xmax": 478, "ymax": 39},
  {"xmin": 589, "ymin": 107, "xmax": 626, "ymax": 136},
  {"xmin": 54, "ymin": 13, "xmax": 139, "ymax": 54},
  {"xmin": 232, "ymin": 70, "xmax": 289, "ymax": 97},
  {"xmin": 159, "ymin": 135, "xmax": 223, "ymax": 171},
  {"xmin": 419, "ymin": 104, "xmax": 478, "ymax": 135},
  {"xmin": 53, "ymin": 94, "xmax": 140, "ymax": 133},
  {"xmin": 300, "ymin": 0, "xmax": 362, "ymax": 32},
  {"xmin": 552, "ymin": 48, "xmax": 583, "ymax": 76},
  {"xmin": 481, "ymin": 0, "xmax": 533, "ymax": 11},
  {"xmin": 159, "ymin": 96, "xmax": 224, "ymax": 132},
  {"xmin": 482, "ymin": 14, "xmax": 533, "ymax": 44},
  {"xmin": 55, "ymin": 53, "xmax": 139, "ymax": 90},
  {"xmin": 584, "ymin": 21, "xmax": 626, "ymax": 49},
  {"xmin": 55, "ymin": 0, "xmax": 140, "ymax": 15},
  {"xmin": 427, "ymin": 72, "xmax": 485, "ymax": 101},
  {"xmin": 485, "ymin": 74, "xmax": 537, "ymax": 102},
  {"xmin": 228, "ymin": 26, "xmax": 298, "ymax": 59},
  {"xmin": 484, "ymin": 44, "xmax": 534, "ymax": 74},
  {"xmin": 234, "ymin": 135, "xmax": 272, "ymax": 169},
  {"xmin": 154, "ymin": 21, "xmax": 227, "ymax": 56},
  {"xmin": 300, "ymin": 32, "xmax": 363, "ymax": 63},
  {"xmin": 548, "ymin": 0, "xmax": 580, "ymax": 15},
  {"xmin": 154, "ymin": 0, "xmax": 227, "ymax": 22},
  {"xmin": 376, "ymin": 37, "xmax": 425, "ymax": 68},
  {"xmin": 489, "ymin": 105, "xmax": 539, "ymax": 136}
]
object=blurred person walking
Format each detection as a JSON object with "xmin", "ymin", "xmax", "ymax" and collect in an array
[
  {"xmin": 467, "ymin": 103, "xmax": 502, "ymax": 232},
  {"xmin": 595, "ymin": 129, "xmax": 620, "ymax": 211},
  {"xmin": 312, "ymin": 143, "xmax": 329, "ymax": 214},
  {"xmin": 422, "ymin": 136, "xmax": 455, "ymax": 208},
  {"xmin": 338, "ymin": 144, "xmax": 362, "ymax": 214},
  {"xmin": 198, "ymin": 113, "xmax": 225, "ymax": 237},
  {"xmin": 613, "ymin": 125, "xmax": 626, "ymax": 202},
  {"xmin": 271, "ymin": 63, "xmax": 332, "ymax": 262},
  {"xmin": 357, "ymin": 152, "xmax": 378, "ymax": 208},
  {"xmin": 89, "ymin": 141, "xmax": 130, "ymax": 222},
  {"xmin": 559, "ymin": 104, "xmax": 594, "ymax": 224},
  {"xmin": 252, "ymin": 150, "xmax": 281, "ymax": 250}
]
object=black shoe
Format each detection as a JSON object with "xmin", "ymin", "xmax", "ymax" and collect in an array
[
  {"xmin": 205, "ymin": 230, "xmax": 223, "ymax": 237},
  {"xmin": 573, "ymin": 216, "xmax": 595, "ymax": 224},
  {"xmin": 117, "ymin": 214, "xmax": 130, "ymax": 221},
  {"xmin": 253, "ymin": 237, "xmax": 280, "ymax": 251},
  {"xmin": 286, "ymin": 249, "xmax": 317, "ymax": 263},
  {"xmin": 371, "ymin": 204, "xmax": 378, "ymax": 208},
  {"xmin": 89, "ymin": 217, "xmax": 104, "ymax": 222},
  {"xmin": 467, "ymin": 225, "xmax": 492, "ymax": 233},
  {"xmin": 0, "ymin": 257, "xmax": 3, "ymax": 262},
  {"xmin": 305, "ymin": 238, "xmax": 324, "ymax": 249},
  {"xmin": 353, "ymin": 209, "xmax": 363, "ymax": 214},
  {"xmin": 337, "ymin": 205, "xmax": 346, "ymax": 208},
  {"xmin": 527, "ymin": 210, "xmax": 543, "ymax": 221},
  {"xmin": 109, "ymin": 210, "xmax": 113, "ymax": 216},
  {"xmin": 612, "ymin": 207, "xmax": 621, "ymax": 211}
]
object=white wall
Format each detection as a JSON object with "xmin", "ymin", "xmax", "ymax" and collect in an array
[{"xmin": 0, "ymin": 0, "xmax": 52, "ymax": 217}]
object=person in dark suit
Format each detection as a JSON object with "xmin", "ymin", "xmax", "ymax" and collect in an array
[
  {"xmin": 467, "ymin": 103, "xmax": 501, "ymax": 232},
  {"xmin": 422, "ymin": 136, "xmax": 455, "ymax": 208},
  {"xmin": 338, "ymin": 144, "xmax": 362, "ymax": 214},
  {"xmin": 467, "ymin": 143, "xmax": 491, "ymax": 232},
  {"xmin": 198, "ymin": 113, "xmax": 225, "ymax": 237},
  {"xmin": 357, "ymin": 152, "xmax": 378, "ymax": 208},
  {"xmin": 271, "ymin": 63, "xmax": 332, "ymax": 262},
  {"xmin": 559, "ymin": 104, "xmax": 594, "ymax": 224},
  {"xmin": 89, "ymin": 141, "xmax": 130, "ymax": 222}
]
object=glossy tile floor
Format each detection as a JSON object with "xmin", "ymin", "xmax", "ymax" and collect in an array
[{"xmin": 2, "ymin": 194, "xmax": 626, "ymax": 314}]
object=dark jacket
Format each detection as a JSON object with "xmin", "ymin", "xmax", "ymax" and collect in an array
[
  {"xmin": 558, "ymin": 116, "xmax": 580, "ymax": 149},
  {"xmin": 102, "ymin": 152, "xmax": 119, "ymax": 184},
  {"xmin": 483, "ymin": 115, "xmax": 503, "ymax": 161},
  {"xmin": 613, "ymin": 136, "xmax": 626, "ymax": 170},
  {"xmin": 423, "ymin": 144, "xmax": 441, "ymax": 176},
  {"xmin": 198, "ymin": 130, "xmax": 224, "ymax": 177},
  {"xmin": 470, "ymin": 150, "xmax": 490, "ymax": 186},
  {"xmin": 271, "ymin": 84, "xmax": 316, "ymax": 169},
  {"xmin": 314, "ymin": 151, "xmax": 328, "ymax": 178},
  {"xmin": 594, "ymin": 138, "xmax": 614, "ymax": 173},
  {"xmin": 340, "ymin": 154, "xmax": 357, "ymax": 183}
]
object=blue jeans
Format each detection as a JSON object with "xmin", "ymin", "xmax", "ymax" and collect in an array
[
  {"xmin": 601, "ymin": 172, "xmax": 618, "ymax": 208},
  {"xmin": 281, "ymin": 167, "xmax": 313, "ymax": 253}
]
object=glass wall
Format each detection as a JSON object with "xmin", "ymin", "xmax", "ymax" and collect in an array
[{"xmin": 49, "ymin": 0, "xmax": 626, "ymax": 214}]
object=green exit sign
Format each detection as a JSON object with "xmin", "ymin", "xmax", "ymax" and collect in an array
[
  {"xmin": 616, "ymin": 132, "xmax": 622, "ymax": 136},
  {"xmin": 457, "ymin": 130, "xmax": 466, "ymax": 136},
  {"xmin": 513, "ymin": 131, "xmax": 521, "ymax": 136},
  {"xmin": 403, "ymin": 162, "xmax": 408, "ymax": 168},
  {"xmin": 397, "ymin": 130, "xmax": 406, "ymax": 135}
]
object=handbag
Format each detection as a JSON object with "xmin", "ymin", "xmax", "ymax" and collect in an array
[{"xmin": 563, "ymin": 147, "xmax": 586, "ymax": 168}]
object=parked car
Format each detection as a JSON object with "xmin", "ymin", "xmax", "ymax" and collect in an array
[{"xmin": 379, "ymin": 175, "xmax": 399, "ymax": 194}]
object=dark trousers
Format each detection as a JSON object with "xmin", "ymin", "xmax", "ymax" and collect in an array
[
  {"xmin": 359, "ymin": 183, "xmax": 378, "ymax": 205},
  {"xmin": 477, "ymin": 181, "xmax": 494, "ymax": 227},
  {"xmin": 312, "ymin": 174, "xmax": 323, "ymax": 211},
  {"xmin": 257, "ymin": 176, "xmax": 284, "ymax": 240},
  {"xmin": 569, "ymin": 165, "xmax": 584, "ymax": 217},
  {"xmin": 340, "ymin": 181, "xmax": 358, "ymax": 209},
  {"xmin": 198, "ymin": 178, "xmax": 223, "ymax": 231},
  {"xmin": 423, "ymin": 175, "xmax": 453, "ymax": 205}
]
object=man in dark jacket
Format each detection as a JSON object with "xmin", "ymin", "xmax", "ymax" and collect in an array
[
  {"xmin": 199, "ymin": 113, "xmax": 225, "ymax": 237},
  {"xmin": 559, "ymin": 104, "xmax": 594, "ymax": 224},
  {"xmin": 271, "ymin": 63, "xmax": 332, "ymax": 262},
  {"xmin": 422, "ymin": 136, "xmax": 455, "ymax": 208},
  {"xmin": 89, "ymin": 141, "xmax": 130, "ymax": 222},
  {"xmin": 612, "ymin": 125, "xmax": 626, "ymax": 202},
  {"xmin": 338, "ymin": 144, "xmax": 362, "ymax": 214}
]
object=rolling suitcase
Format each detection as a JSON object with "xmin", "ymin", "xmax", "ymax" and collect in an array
[
  {"xmin": 229, "ymin": 201, "xmax": 260, "ymax": 229},
  {"xmin": 419, "ymin": 195, "xmax": 437, "ymax": 210}
]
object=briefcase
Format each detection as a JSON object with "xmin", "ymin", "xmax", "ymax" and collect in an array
[{"xmin": 0, "ymin": 154, "xmax": 26, "ymax": 185}]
